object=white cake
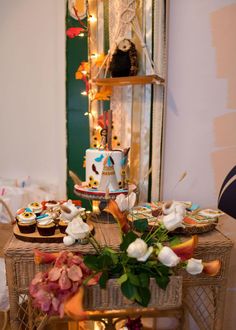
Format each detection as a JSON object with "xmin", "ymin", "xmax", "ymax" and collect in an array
[{"xmin": 86, "ymin": 149, "xmax": 124, "ymax": 190}]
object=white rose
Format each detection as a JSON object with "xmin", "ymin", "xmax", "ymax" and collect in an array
[
  {"xmin": 162, "ymin": 212, "xmax": 184, "ymax": 231},
  {"xmin": 157, "ymin": 246, "xmax": 180, "ymax": 267},
  {"xmin": 127, "ymin": 238, "xmax": 153, "ymax": 262},
  {"xmin": 137, "ymin": 246, "xmax": 153, "ymax": 262},
  {"xmin": 186, "ymin": 258, "xmax": 203, "ymax": 275},
  {"xmin": 65, "ymin": 218, "xmax": 90, "ymax": 240}
]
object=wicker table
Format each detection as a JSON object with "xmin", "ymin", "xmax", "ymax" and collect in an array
[{"xmin": 4, "ymin": 220, "xmax": 233, "ymax": 330}]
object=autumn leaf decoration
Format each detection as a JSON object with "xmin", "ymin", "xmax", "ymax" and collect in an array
[
  {"xmin": 94, "ymin": 86, "xmax": 112, "ymax": 101},
  {"xmin": 171, "ymin": 236, "xmax": 198, "ymax": 261},
  {"xmin": 104, "ymin": 199, "xmax": 130, "ymax": 233}
]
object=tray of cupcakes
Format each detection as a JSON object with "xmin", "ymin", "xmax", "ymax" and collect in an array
[
  {"xmin": 14, "ymin": 200, "xmax": 93, "ymax": 243},
  {"xmin": 127, "ymin": 201, "xmax": 224, "ymax": 235}
]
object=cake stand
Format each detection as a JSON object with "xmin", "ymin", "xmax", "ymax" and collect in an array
[
  {"xmin": 74, "ymin": 183, "xmax": 137, "ymax": 223},
  {"xmin": 74, "ymin": 183, "xmax": 137, "ymax": 200}
]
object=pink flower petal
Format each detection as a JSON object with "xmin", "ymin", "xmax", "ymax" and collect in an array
[
  {"xmin": 59, "ymin": 302, "xmax": 65, "ymax": 318},
  {"xmin": 67, "ymin": 265, "xmax": 83, "ymax": 282},
  {"xmin": 34, "ymin": 289, "xmax": 51, "ymax": 312},
  {"xmin": 59, "ymin": 270, "xmax": 72, "ymax": 290},
  {"xmin": 80, "ymin": 262, "xmax": 91, "ymax": 275},
  {"xmin": 51, "ymin": 297, "xmax": 60, "ymax": 313},
  {"xmin": 72, "ymin": 255, "xmax": 83, "ymax": 265},
  {"xmin": 48, "ymin": 267, "xmax": 62, "ymax": 281},
  {"xmin": 54, "ymin": 251, "xmax": 69, "ymax": 268},
  {"xmin": 31, "ymin": 272, "xmax": 44, "ymax": 285}
]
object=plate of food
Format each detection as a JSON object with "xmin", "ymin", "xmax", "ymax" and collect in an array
[{"xmin": 127, "ymin": 202, "xmax": 224, "ymax": 235}]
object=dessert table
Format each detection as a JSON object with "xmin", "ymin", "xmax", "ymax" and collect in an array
[{"xmin": 3, "ymin": 217, "xmax": 233, "ymax": 330}]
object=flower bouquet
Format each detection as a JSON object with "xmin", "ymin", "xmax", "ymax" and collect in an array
[{"xmin": 29, "ymin": 194, "xmax": 221, "ymax": 320}]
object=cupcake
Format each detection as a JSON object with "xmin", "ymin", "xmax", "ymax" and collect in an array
[
  {"xmin": 37, "ymin": 214, "xmax": 56, "ymax": 236},
  {"xmin": 45, "ymin": 200, "xmax": 60, "ymax": 211},
  {"xmin": 17, "ymin": 211, "xmax": 36, "ymax": 234},
  {"xmin": 41, "ymin": 208, "xmax": 61, "ymax": 225},
  {"xmin": 58, "ymin": 219, "xmax": 69, "ymax": 234},
  {"xmin": 28, "ymin": 202, "xmax": 43, "ymax": 217},
  {"xmin": 16, "ymin": 208, "xmax": 26, "ymax": 222}
]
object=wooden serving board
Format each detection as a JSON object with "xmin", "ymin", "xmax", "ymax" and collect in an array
[
  {"xmin": 13, "ymin": 225, "xmax": 66, "ymax": 243},
  {"xmin": 127, "ymin": 213, "xmax": 218, "ymax": 235},
  {"xmin": 13, "ymin": 224, "xmax": 94, "ymax": 243}
]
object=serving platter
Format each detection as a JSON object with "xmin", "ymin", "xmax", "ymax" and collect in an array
[
  {"xmin": 13, "ymin": 223, "xmax": 94, "ymax": 243},
  {"xmin": 127, "ymin": 206, "xmax": 220, "ymax": 235}
]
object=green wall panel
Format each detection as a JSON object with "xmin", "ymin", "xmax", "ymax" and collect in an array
[{"xmin": 66, "ymin": 12, "xmax": 90, "ymax": 208}]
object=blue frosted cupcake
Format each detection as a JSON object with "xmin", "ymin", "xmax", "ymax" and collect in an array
[{"xmin": 37, "ymin": 214, "xmax": 56, "ymax": 236}]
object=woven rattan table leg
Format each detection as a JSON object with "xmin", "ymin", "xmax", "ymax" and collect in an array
[
  {"xmin": 28, "ymin": 297, "xmax": 34, "ymax": 330},
  {"xmin": 2, "ymin": 310, "xmax": 9, "ymax": 330},
  {"xmin": 36, "ymin": 314, "xmax": 50, "ymax": 330},
  {"xmin": 212, "ymin": 283, "xmax": 228, "ymax": 330},
  {"xmin": 183, "ymin": 283, "xmax": 229, "ymax": 330},
  {"xmin": 5, "ymin": 257, "xmax": 21, "ymax": 330}
]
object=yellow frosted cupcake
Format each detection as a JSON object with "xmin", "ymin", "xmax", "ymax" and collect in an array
[
  {"xmin": 17, "ymin": 211, "xmax": 36, "ymax": 234},
  {"xmin": 28, "ymin": 202, "xmax": 43, "ymax": 216}
]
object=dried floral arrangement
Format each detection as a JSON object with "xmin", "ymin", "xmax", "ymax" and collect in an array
[{"xmin": 30, "ymin": 196, "xmax": 221, "ymax": 321}]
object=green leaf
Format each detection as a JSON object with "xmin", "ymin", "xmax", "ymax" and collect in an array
[
  {"xmin": 103, "ymin": 247, "xmax": 118, "ymax": 265},
  {"xmin": 117, "ymin": 273, "xmax": 128, "ymax": 285},
  {"xmin": 136, "ymin": 286, "xmax": 151, "ymax": 307},
  {"xmin": 99, "ymin": 271, "xmax": 109, "ymax": 289},
  {"xmin": 145, "ymin": 260, "xmax": 158, "ymax": 268},
  {"xmin": 121, "ymin": 279, "xmax": 139, "ymax": 301},
  {"xmin": 138, "ymin": 273, "xmax": 150, "ymax": 288},
  {"xmin": 128, "ymin": 272, "xmax": 140, "ymax": 286},
  {"xmin": 97, "ymin": 255, "xmax": 114, "ymax": 269},
  {"xmin": 120, "ymin": 231, "xmax": 138, "ymax": 251},
  {"xmin": 169, "ymin": 236, "xmax": 181, "ymax": 247},
  {"xmin": 83, "ymin": 255, "xmax": 99, "ymax": 271},
  {"xmin": 103, "ymin": 247, "xmax": 116, "ymax": 254},
  {"xmin": 155, "ymin": 275, "xmax": 170, "ymax": 290},
  {"xmin": 111, "ymin": 263, "xmax": 123, "ymax": 276},
  {"xmin": 133, "ymin": 218, "xmax": 148, "ymax": 232},
  {"xmin": 157, "ymin": 264, "xmax": 171, "ymax": 277}
]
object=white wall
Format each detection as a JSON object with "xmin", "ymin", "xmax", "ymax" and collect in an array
[
  {"xmin": 0, "ymin": 0, "xmax": 67, "ymax": 198},
  {"xmin": 0, "ymin": 0, "xmax": 235, "ymax": 206},
  {"xmin": 163, "ymin": 0, "xmax": 236, "ymax": 208}
]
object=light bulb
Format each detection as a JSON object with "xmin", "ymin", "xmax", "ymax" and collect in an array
[
  {"xmin": 91, "ymin": 53, "xmax": 98, "ymax": 59},
  {"xmin": 81, "ymin": 70, "xmax": 87, "ymax": 75},
  {"xmin": 79, "ymin": 32, "xmax": 85, "ymax": 37},
  {"xmin": 88, "ymin": 15, "xmax": 97, "ymax": 23},
  {"xmin": 81, "ymin": 91, "xmax": 87, "ymax": 96}
]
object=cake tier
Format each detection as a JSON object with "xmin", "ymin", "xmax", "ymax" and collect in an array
[{"xmin": 86, "ymin": 149, "xmax": 123, "ymax": 189}]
